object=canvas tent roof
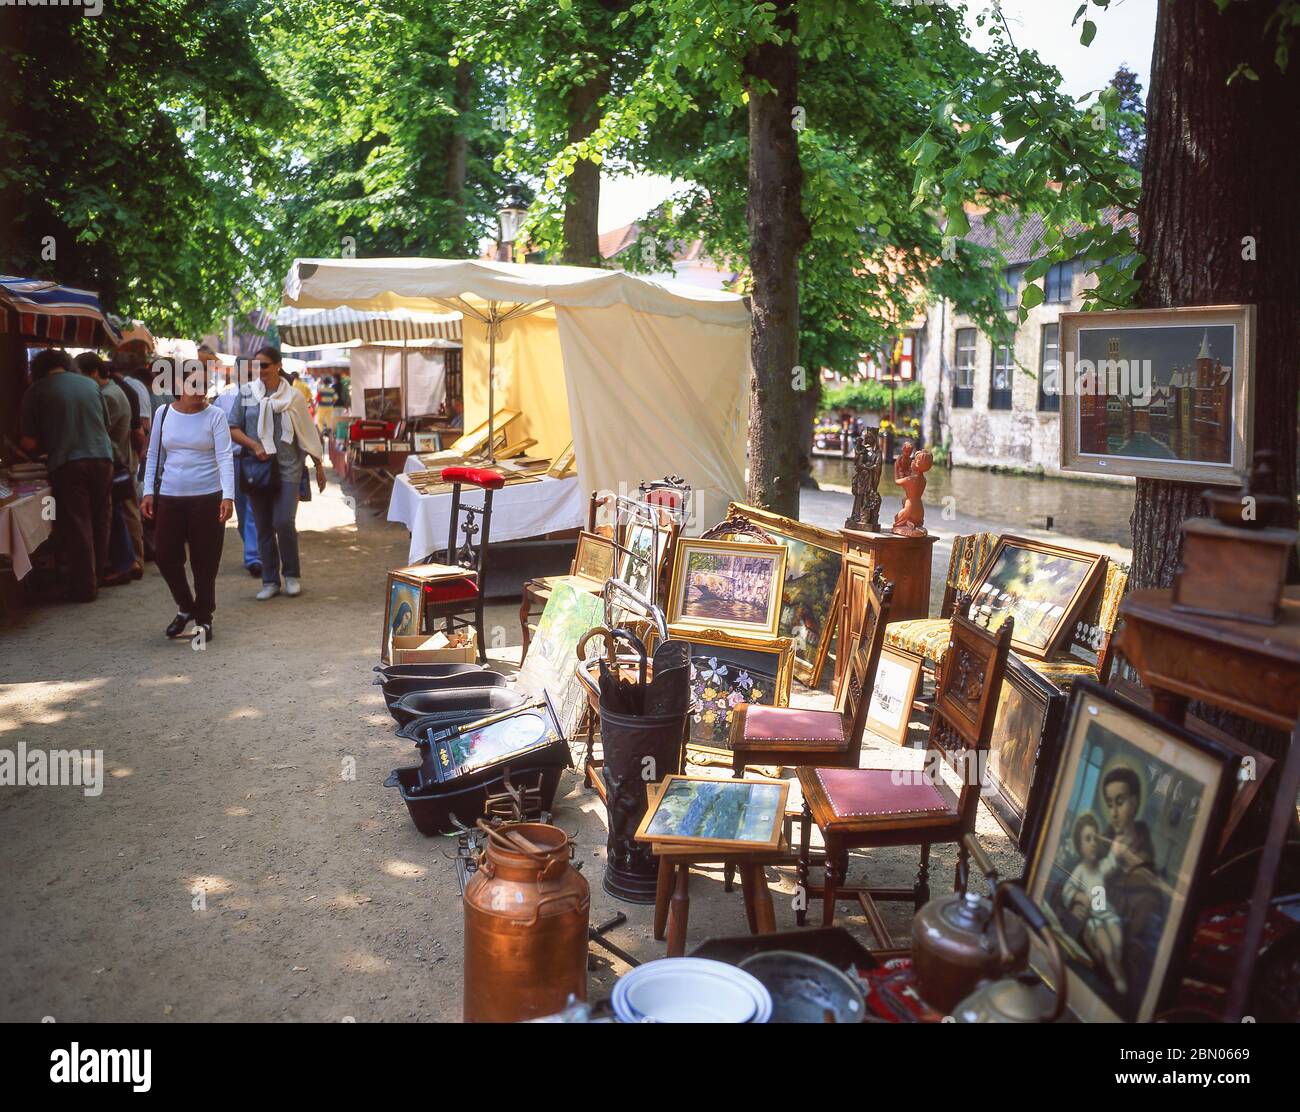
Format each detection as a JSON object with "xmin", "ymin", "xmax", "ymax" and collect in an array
[
  {"xmin": 276, "ymin": 304, "xmax": 462, "ymax": 350},
  {"xmin": 283, "ymin": 258, "xmax": 750, "ymax": 522}
]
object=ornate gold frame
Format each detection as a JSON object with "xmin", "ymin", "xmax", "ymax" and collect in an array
[
  {"xmin": 666, "ymin": 536, "xmax": 788, "ymax": 639},
  {"xmin": 725, "ymin": 501, "xmax": 843, "ymax": 686}
]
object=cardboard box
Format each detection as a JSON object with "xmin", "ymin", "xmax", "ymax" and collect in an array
[{"xmin": 390, "ymin": 631, "xmax": 477, "ymax": 664}]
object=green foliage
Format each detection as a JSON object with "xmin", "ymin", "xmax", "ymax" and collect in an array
[{"xmin": 821, "ymin": 380, "xmax": 924, "ymax": 416}]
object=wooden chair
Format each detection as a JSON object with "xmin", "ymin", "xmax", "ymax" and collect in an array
[
  {"xmin": 795, "ymin": 606, "xmax": 1013, "ymax": 944},
  {"xmin": 416, "ymin": 466, "xmax": 504, "ymax": 662},
  {"xmin": 882, "ymin": 531, "xmax": 996, "ymax": 672},
  {"xmin": 728, "ymin": 568, "xmax": 893, "ymax": 775}
]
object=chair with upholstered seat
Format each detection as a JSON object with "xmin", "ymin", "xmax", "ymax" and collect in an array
[
  {"xmin": 728, "ymin": 569, "xmax": 893, "ymax": 775},
  {"xmin": 882, "ymin": 531, "xmax": 996, "ymax": 670},
  {"xmin": 416, "ymin": 466, "xmax": 504, "ymax": 662},
  {"xmin": 795, "ymin": 607, "xmax": 1013, "ymax": 942}
]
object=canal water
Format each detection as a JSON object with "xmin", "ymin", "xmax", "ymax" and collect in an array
[{"xmin": 812, "ymin": 457, "xmax": 1135, "ymax": 548}]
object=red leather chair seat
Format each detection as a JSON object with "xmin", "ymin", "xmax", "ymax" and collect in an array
[
  {"xmin": 741, "ymin": 704, "xmax": 846, "ymax": 747},
  {"xmin": 814, "ymin": 767, "xmax": 949, "ymax": 820},
  {"xmin": 423, "ymin": 577, "xmax": 480, "ymax": 604},
  {"xmin": 441, "ymin": 466, "xmax": 505, "ymax": 490}
]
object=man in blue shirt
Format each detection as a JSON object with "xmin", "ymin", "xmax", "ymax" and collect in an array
[
  {"xmin": 203, "ymin": 346, "xmax": 261, "ymax": 576},
  {"xmin": 18, "ymin": 348, "xmax": 114, "ymax": 601}
]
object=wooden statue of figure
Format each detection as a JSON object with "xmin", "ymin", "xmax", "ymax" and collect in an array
[
  {"xmin": 892, "ymin": 443, "xmax": 933, "ymax": 537},
  {"xmin": 844, "ymin": 426, "xmax": 884, "ymax": 531}
]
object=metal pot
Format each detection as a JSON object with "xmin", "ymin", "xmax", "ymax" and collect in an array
[
  {"xmin": 911, "ymin": 888, "xmax": 1028, "ymax": 1014},
  {"xmin": 463, "ymin": 821, "xmax": 590, "ymax": 1023}
]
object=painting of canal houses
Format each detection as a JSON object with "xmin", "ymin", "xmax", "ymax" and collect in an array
[{"xmin": 1059, "ymin": 306, "xmax": 1254, "ymax": 485}]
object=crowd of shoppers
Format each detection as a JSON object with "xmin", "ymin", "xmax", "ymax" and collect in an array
[{"xmin": 14, "ymin": 341, "xmax": 328, "ymax": 634}]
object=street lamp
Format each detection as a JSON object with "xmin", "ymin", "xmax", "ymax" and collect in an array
[{"xmin": 497, "ymin": 187, "xmax": 527, "ymax": 262}]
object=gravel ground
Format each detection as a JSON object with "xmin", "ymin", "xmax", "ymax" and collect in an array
[{"xmin": 0, "ymin": 473, "xmax": 1124, "ymax": 1022}]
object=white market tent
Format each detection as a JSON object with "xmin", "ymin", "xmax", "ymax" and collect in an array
[{"xmin": 282, "ymin": 258, "xmax": 751, "ymax": 522}]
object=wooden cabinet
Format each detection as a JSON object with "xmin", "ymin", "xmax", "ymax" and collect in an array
[{"xmin": 833, "ymin": 530, "xmax": 937, "ymax": 695}]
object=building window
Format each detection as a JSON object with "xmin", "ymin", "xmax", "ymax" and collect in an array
[
  {"xmin": 1046, "ymin": 260, "xmax": 1075, "ymax": 303},
  {"xmin": 990, "ymin": 341, "xmax": 1014, "ymax": 410},
  {"xmin": 998, "ymin": 267, "xmax": 1021, "ymax": 310},
  {"xmin": 1038, "ymin": 323, "xmax": 1061, "ymax": 412},
  {"xmin": 953, "ymin": 328, "xmax": 975, "ymax": 408}
]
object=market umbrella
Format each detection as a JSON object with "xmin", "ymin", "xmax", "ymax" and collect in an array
[{"xmin": 0, "ymin": 275, "xmax": 123, "ymax": 349}]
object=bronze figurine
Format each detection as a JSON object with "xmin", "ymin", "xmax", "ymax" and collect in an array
[{"xmin": 844, "ymin": 427, "xmax": 883, "ymax": 531}]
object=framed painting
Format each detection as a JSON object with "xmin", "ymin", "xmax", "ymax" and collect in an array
[
  {"xmin": 1025, "ymin": 680, "xmax": 1236, "ymax": 1024},
  {"xmin": 635, "ymin": 775, "xmax": 789, "ymax": 852},
  {"xmin": 653, "ymin": 625, "xmax": 795, "ymax": 762},
  {"xmin": 724, "ymin": 502, "xmax": 843, "ymax": 687},
  {"xmin": 1058, "ymin": 304, "xmax": 1255, "ymax": 486},
  {"xmin": 424, "ymin": 696, "xmax": 563, "ymax": 784},
  {"xmin": 363, "ymin": 387, "xmax": 402, "ymax": 423},
  {"xmin": 380, "ymin": 570, "xmax": 427, "ymax": 665},
  {"xmin": 965, "ymin": 536, "xmax": 1106, "ymax": 660},
  {"xmin": 546, "ymin": 441, "xmax": 576, "ymax": 478},
  {"xmin": 983, "ymin": 654, "xmax": 1069, "ymax": 852},
  {"xmin": 514, "ymin": 580, "xmax": 606, "ymax": 740},
  {"xmin": 571, "ymin": 530, "xmax": 615, "ymax": 585},
  {"xmin": 666, "ymin": 537, "xmax": 787, "ymax": 638},
  {"xmin": 615, "ymin": 520, "xmax": 673, "ymax": 605},
  {"xmin": 863, "ymin": 648, "xmax": 923, "ymax": 746}
]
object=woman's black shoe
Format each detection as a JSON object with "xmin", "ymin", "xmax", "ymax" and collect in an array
[{"xmin": 165, "ymin": 612, "xmax": 192, "ymax": 638}]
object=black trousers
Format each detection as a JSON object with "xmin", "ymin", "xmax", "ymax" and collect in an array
[
  {"xmin": 153, "ymin": 492, "xmax": 226, "ymax": 624},
  {"xmin": 50, "ymin": 458, "xmax": 113, "ymax": 603}
]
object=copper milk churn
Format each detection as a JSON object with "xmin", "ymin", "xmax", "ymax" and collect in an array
[{"xmin": 463, "ymin": 821, "xmax": 590, "ymax": 1022}]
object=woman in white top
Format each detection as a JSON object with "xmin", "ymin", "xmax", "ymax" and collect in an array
[{"xmin": 141, "ymin": 358, "xmax": 235, "ymax": 641}]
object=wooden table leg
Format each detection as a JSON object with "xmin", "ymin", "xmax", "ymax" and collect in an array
[
  {"xmin": 822, "ymin": 844, "xmax": 840, "ymax": 928},
  {"xmin": 666, "ymin": 862, "xmax": 690, "ymax": 957},
  {"xmin": 739, "ymin": 861, "xmax": 758, "ymax": 933},
  {"xmin": 653, "ymin": 855, "xmax": 674, "ymax": 941},
  {"xmin": 742, "ymin": 862, "xmax": 777, "ymax": 934}
]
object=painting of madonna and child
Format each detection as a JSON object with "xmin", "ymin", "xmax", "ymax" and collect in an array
[
  {"xmin": 667, "ymin": 539, "xmax": 787, "ymax": 638},
  {"xmin": 1026, "ymin": 685, "xmax": 1233, "ymax": 1023}
]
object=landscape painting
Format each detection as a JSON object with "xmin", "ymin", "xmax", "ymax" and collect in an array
[{"xmin": 638, "ymin": 776, "xmax": 788, "ymax": 850}]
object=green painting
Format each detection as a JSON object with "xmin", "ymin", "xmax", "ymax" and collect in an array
[{"xmin": 645, "ymin": 778, "xmax": 784, "ymax": 845}]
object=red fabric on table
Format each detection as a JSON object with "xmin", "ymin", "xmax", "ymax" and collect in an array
[
  {"xmin": 814, "ymin": 767, "xmax": 948, "ymax": 818},
  {"xmin": 441, "ymin": 466, "xmax": 505, "ymax": 490},
  {"xmin": 743, "ymin": 704, "xmax": 846, "ymax": 745}
]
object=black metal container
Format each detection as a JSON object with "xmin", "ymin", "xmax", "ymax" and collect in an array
[
  {"xmin": 385, "ymin": 756, "xmax": 568, "ymax": 837},
  {"xmin": 372, "ymin": 662, "xmax": 487, "ymax": 683},
  {"xmin": 388, "ymin": 686, "xmax": 527, "ymax": 729},
  {"xmin": 599, "ymin": 705, "xmax": 687, "ymax": 904},
  {"xmin": 378, "ymin": 671, "xmax": 509, "ymax": 718}
]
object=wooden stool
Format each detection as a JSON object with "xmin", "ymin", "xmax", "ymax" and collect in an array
[{"xmin": 650, "ymin": 841, "xmax": 784, "ymax": 957}]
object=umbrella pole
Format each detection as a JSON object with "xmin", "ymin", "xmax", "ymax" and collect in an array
[{"xmin": 486, "ymin": 307, "xmax": 497, "ymax": 463}]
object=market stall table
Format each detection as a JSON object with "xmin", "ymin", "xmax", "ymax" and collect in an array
[
  {"xmin": 387, "ymin": 470, "xmax": 584, "ymax": 564},
  {"xmin": 0, "ymin": 484, "xmax": 53, "ymax": 579}
]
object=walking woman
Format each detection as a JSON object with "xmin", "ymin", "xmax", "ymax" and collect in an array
[
  {"xmin": 229, "ymin": 346, "xmax": 327, "ymax": 599},
  {"xmin": 141, "ymin": 358, "xmax": 235, "ymax": 641}
]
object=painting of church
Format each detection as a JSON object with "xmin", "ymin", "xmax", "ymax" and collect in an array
[{"xmin": 1077, "ymin": 326, "xmax": 1234, "ymax": 465}]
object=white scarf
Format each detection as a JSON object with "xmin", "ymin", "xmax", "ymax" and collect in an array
[{"xmin": 251, "ymin": 376, "xmax": 323, "ymax": 461}]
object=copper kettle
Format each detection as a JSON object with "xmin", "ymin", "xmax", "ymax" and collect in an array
[
  {"xmin": 952, "ymin": 880, "xmax": 1068, "ymax": 1023},
  {"xmin": 910, "ymin": 834, "xmax": 1028, "ymax": 1013}
]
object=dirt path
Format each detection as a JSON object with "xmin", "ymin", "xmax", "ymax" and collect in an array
[{"xmin": 0, "ymin": 477, "xmax": 1024, "ymax": 1022}]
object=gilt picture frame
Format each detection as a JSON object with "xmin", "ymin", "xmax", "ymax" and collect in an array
[
  {"xmin": 635, "ymin": 775, "xmax": 789, "ymax": 852},
  {"xmin": 965, "ymin": 536, "xmax": 1106, "ymax": 660},
  {"xmin": 666, "ymin": 537, "xmax": 787, "ymax": 639},
  {"xmin": 724, "ymin": 502, "xmax": 843, "ymax": 687},
  {"xmin": 380, "ymin": 569, "xmax": 428, "ymax": 665}
]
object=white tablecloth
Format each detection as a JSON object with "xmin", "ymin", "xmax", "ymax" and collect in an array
[
  {"xmin": 387, "ymin": 472, "xmax": 584, "ymax": 563},
  {"xmin": 0, "ymin": 485, "xmax": 53, "ymax": 579}
]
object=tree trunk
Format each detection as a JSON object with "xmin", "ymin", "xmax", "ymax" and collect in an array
[
  {"xmin": 560, "ymin": 69, "xmax": 608, "ymax": 267},
  {"xmin": 1132, "ymin": 0, "xmax": 1300, "ymax": 589},
  {"xmin": 1133, "ymin": 0, "xmax": 1300, "ymax": 846},
  {"xmin": 444, "ymin": 64, "xmax": 473, "ymax": 253},
  {"xmin": 744, "ymin": 0, "xmax": 809, "ymax": 518}
]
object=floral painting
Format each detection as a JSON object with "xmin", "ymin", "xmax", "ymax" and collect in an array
[{"xmin": 686, "ymin": 648, "xmax": 778, "ymax": 749}]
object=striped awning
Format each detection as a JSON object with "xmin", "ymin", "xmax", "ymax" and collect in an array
[
  {"xmin": 0, "ymin": 275, "xmax": 123, "ymax": 348},
  {"xmin": 276, "ymin": 305, "xmax": 462, "ymax": 349}
]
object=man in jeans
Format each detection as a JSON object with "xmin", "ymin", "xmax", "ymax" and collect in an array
[
  {"xmin": 18, "ymin": 348, "xmax": 114, "ymax": 601},
  {"xmin": 203, "ymin": 347, "xmax": 261, "ymax": 577}
]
